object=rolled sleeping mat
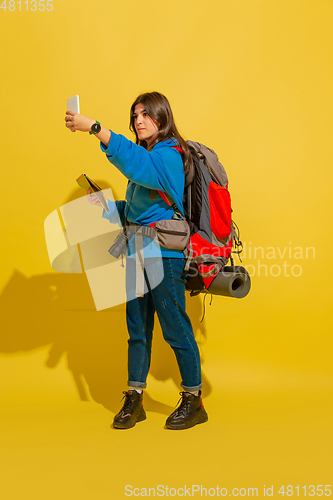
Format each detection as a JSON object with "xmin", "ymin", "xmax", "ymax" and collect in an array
[{"xmin": 207, "ymin": 266, "xmax": 251, "ymax": 298}]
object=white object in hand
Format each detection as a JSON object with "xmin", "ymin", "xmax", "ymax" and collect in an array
[{"xmin": 67, "ymin": 95, "xmax": 80, "ymax": 114}]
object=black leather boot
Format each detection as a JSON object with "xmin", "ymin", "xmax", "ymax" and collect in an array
[
  {"xmin": 165, "ymin": 390, "xmax": 208, "ymax": 430},
  {"xmin": 113, "ymin": 390, "xmax": 146, "ymax": 429}
]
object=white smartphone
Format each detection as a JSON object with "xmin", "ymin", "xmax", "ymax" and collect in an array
[{"xmin": 67, "ymin": 95, "xmax": 80, "ymax": 114}]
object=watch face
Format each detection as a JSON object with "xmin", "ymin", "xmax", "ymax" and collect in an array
[{"xmin": 92, "ymin": 122, "xmax": 101, "ymax": 134}]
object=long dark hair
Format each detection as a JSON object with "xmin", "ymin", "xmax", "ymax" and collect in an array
[{"xmin": 129, "ymin": 91, "xmax": 192, "ymax": 175}]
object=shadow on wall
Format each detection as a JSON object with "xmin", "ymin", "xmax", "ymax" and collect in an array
[
  {"xmin": 0, "ymin": 270, "xmax": 212, "ymax": 416},
  {"xmin": 0, "ymin": 184, "xmax": 212, "ymax": 415}
]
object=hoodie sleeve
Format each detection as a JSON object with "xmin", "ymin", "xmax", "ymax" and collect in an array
[{"xmin": 100, "ymin": 132, "xmax": 184, "ymax": 211}]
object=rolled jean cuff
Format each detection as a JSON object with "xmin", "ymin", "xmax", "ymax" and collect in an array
[
  {"xmin": 181, "ymin": 382, "xmax": 203, "ymax": 392},
  {"xmin": 128, "ymin": 380, "xmax": 147, "ymax": 389}
]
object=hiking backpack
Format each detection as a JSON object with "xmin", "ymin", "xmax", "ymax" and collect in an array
[
  {"xmin": 148, "ymin": 140, "xmax": 250, "ymax": 299},
  {"xmin": 175, "ymin": 141, "xmax": 248, "ymax": 298}
]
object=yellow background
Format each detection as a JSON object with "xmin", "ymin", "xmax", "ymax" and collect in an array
[{"xmin": 0, "ymin": 0, "xmax": 332, "ymax": 498}]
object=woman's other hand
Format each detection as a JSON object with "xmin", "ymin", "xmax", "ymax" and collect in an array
[
  {"xmin": 65, "ymin": 111, "xmax": 95, "ymax": 133},
  {"xmin": 87, "ymin": 187, "xmax": 102, "ymax": 207}
]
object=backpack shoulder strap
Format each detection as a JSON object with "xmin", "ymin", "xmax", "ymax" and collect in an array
[{"xmin": 150, "ymin": 145, "xmax": 186, "ymax": 218}]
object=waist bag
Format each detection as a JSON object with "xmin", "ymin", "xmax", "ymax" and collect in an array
[
  {"xmin": 153, "ymin": 218, "xmax": 190, "ymax": 251},
  {"xmin": 148, "ymin": 190, "xmax": 190, "ymax": 251}
]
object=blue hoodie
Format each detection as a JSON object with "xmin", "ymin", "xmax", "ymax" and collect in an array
[{"xmin": 100, "ymin": 131, "xmax": 185, "ymax": 258}]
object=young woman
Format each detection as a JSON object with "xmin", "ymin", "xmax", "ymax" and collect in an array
[{"xmin": 65, "ymin": 91, "xmax": 208, "ymax": 430}]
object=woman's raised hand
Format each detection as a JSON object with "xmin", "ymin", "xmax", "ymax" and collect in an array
[
  {"xmin": 87, "ymin": 187, "xmax": 102, "ymax": 207},
  {"xmin": 65, "ymin": 111, "xmax": 111, "ymax": 146},
  {"xmin": 65, "ymin": 111, "xmax": 95, "ymax": 133}
]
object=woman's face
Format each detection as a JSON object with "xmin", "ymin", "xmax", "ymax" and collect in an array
[{"xmin": 133, "ymin": 103, "xmax": 159, "ymax": 147}]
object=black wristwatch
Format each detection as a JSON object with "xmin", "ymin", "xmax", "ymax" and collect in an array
[{"xmin": 89, "ymin": 121, "xmax": 101, "ymax": 135}]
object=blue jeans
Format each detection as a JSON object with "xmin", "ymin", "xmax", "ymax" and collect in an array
[{"xmin": 125, "ymin": 257, "xmax": 202, "ymax": 391}]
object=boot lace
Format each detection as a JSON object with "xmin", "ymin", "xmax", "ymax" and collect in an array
[
  {"xmin": 119, "ymin": 391, "xmax": 137, "ymax": 416},
  {"xmin": 172, "ymin": 392, "xmax": 191, "ymax": 419}
]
